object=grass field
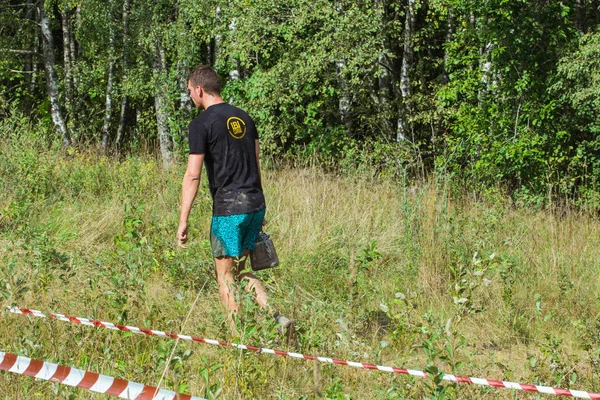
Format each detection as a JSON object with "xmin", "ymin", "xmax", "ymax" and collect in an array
[{"xmin": 2, "ymin": 124, "xmax": 600, "ymax": 399}]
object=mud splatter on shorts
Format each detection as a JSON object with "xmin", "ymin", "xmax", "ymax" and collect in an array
[{"xmin": 210, "ymin": 208, "xmax": 266, "ymax": 258}]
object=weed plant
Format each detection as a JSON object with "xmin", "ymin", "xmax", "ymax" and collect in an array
[{"xmin": 1, "ymin": 120, "xmax": 600, "ymax": 398}]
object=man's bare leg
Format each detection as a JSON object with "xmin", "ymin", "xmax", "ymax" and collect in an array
[
  {"xmin": 235, "ymin": 250, "xmax": 269, "ymax": 310},
  {"xmin": 214, "ymin": 256, "xmax": 239, "ymax": 331},
  {"xmin": 236, "ymin": 250, "xmax": 294, "ymax": 337},
  {"xmin": 216, "ymin": 251, "xmax": 293, "ymax": 336}
]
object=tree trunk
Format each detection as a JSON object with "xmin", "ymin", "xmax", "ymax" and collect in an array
[
  {"xmin": 478, "ymin": 43, "xmax": 493, "ymax": 104},
  {"xmin": 61, "ymin": 8, "xmax": 75, "ymax": 138},
  {"xmin": 39, "ymin": 2, "xmax": 71, "ymax": 147},
  {"xmin": 102, "ymin": 60, "xmax": 115, "ymax": 149},
  {"xmin": 69, "ymin": 6, "xmax": 78, "ymax": 89},
  {"xmin": 178, "ymin": 60, "xmax": 192, "ymax": 118},
  {"xmin": 377, "ymin": 54, "xmax": 393, "ymax": 100},
  {"xmin": 228, "ymin": 59, "xmax": 240, "ymax": 104},
  {"xmin": 153, "ymin": 40, "xmax": 172, "ymax": 169},
  {"xmin": 335, "ymin": 59, "xmax": 353, "ymax": 136},
  {"xmin": 29, "ymin": 6, "xmax": 40, "ymax": 94},
  {"xmin": 442, "ymin": 6, "xmax": 454, "ymax": 85},
  {"xmin": 436, "ymin": 5, "xmax": 455, "ymax": 157},
  {"xmin": 378, "ymin": 0, "xmax": 400, "ymax": 140},
  {"xmin": 69, "ymin": 11, "xmax": 76, "ymax": 63},
  {"xmin": 213, "ymin": 6, "xmax": 222, "ymax": 66},
  {"xmin": 397, "ymin": 0, "xmax": 415, "ymax": 142},
  {"xmin": 102, "ymin": 0, "xmax": 117, "ymax": 149},
  {"xmin": 576, "ymin": 0, "xmax": 585, "ymax": 33},
  {"xmin": 116, "ymin": 95, "xmax": 129, "ymax": 148},
  {"xmin": 226, "ymin": 11, "xmax": 237, "ymax": 103},
  {"xmin": 116, "ymin": 0, "xmax": 131, "ymax": 148},
  {"xmin": 373, "ymin": 53, "xmax": 395, "ymax": 137},
  {"xmin": 61, "ymin": 9, "xmax": 73, "ymax": 98},
  {"xmin": 177, "ymin": 60, "xmax": 192, "ymax": 150},
  {"xmin": 75, "ymin": 6, "xmax": 83, "ymax": 58}
]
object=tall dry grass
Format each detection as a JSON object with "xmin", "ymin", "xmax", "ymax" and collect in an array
[{"xmin": 1, "ymin": 131, "xmax": 600, "ymax": 398}]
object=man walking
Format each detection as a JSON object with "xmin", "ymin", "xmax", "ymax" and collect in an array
[{"xmin": 177, "ymin": 65, "xmax": 291, "ymax": 334}]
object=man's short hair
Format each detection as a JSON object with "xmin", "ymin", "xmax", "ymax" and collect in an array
[{"xmin": 188, "ymin": 65, "xmax": 221, "ymax": 95}]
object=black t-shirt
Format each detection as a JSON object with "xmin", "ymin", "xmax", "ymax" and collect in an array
[{"xmin": 188, "ymin": 103, "xmax": 266, "ymax": 216}]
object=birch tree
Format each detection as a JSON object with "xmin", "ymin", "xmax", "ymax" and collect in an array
[
  {"xmin": 397, "ymin": 0, "xmax": 415, "ymax": 142},
  {"xmin": 39, "ymin": 1, "xmax": 71, "ymax": 146},
  {"xmin": 335, "ymin": 59, "xmax": 352, "ymax": 136},
  {"xmin": 442, "ymin": 6, "xmax": 455, "ymax": 85},
  {"xmin": 102, "ymin": 0, "xmax": 117, "ymax": 149},
  {"xmin": 153, "ymin": 38, "xmax": 172, "ymax": 168},
  {"xmin": 61, "ymin": 5, "xmax": 75, "ymax": 137},
  {"xmin": 115, "ymin": 0, "xmax": 131, "ymax": 148}
]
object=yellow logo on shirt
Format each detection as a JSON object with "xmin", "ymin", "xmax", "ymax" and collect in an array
[{"xmin": 227, "ymin": 117, "xmax": 246, "ymax": 139}]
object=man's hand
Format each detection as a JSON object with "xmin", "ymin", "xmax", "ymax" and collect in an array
[{"xmin": 177, "ymin": 220, "xmax": 189, "ymax": 248}]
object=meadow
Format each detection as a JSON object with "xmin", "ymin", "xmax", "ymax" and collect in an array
[{"xmin": 2, "ymin": 122, "xmax": 600, "ymax": 399}]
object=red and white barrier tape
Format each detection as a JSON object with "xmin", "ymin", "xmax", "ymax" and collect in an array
[
  {"xmin": 7, "ymin": 306, "xmax": 600, "ymax": 399},
  {"xmin": 0, "ymin": 350, "xmax": 204, "ymax": 399}
]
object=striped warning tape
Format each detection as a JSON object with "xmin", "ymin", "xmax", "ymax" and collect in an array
[
  {"xmin": 0, "ymin": 350, "xmax": 204, "ymax": 399},
  {"xmin": 7, "ymin": 306, "xmax": 600, "ymax": 398}
]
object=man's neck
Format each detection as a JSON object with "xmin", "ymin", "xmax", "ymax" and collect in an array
[{"xmin": 202, "ymin": 95, "xmax": 225, "ymax": 110}]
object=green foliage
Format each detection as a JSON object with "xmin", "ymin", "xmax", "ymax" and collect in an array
[
  {"xmin": 438, "ymin": 0, "xmax": 582, "ymax": 202},
  {"xmin": 527, "ymin": 334, "xmax": 578, "ymax": 388},
  {"xmin": 415, "ymin": 313, "xmax": 466, "ymax": 399},
  {"xmin": 552, "ymin": 29, "xmax": 600, "ymax": 195},
  {"xmin": 198, "ymin": 357, "xmax": 224, "ymax": 399},
  {"xmin": 2, "ymin": 132, "xmax": 600, "ymax": 397},
  {"xmin": 2, "ymin": 0, "xmax": 600, "ymax": 202},
  {"xmin": 449, "ymin": 252, "xmax": 495, "ymax": 318}
]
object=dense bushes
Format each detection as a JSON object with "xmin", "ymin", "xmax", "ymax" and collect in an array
[{"xmin": 2, "ymin": 1, "xmax": 600, "ymax": 206}]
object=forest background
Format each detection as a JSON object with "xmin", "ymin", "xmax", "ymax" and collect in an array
[
  {"xmin": 2, "ymin": 0, "xmax": 600, "ymax": 205},
  {"xmin": 2, "ymin": 0, "xmax": 600, "ymax": 399}
]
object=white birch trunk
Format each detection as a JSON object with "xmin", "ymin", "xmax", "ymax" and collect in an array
[
  {"xmin": 227, "ymin": 14, "xmax": 237, "ymax": 103},
  {"xmin": 61, "ymin": 10, "xmax": 73, "ymax": 99},
  {"xmin": 397, "ymin": 0, "xmax": 415, "ymax": 142},
  {"xmin": 178, "ymin": 60, "xmax": 191, "ymax": 117},
  {"xmin": 102, "ymin": 60, "xmax": 115, "ymax": 149},
  {"xmin": 228, "ymin": 59, "xmax": 240, "ymax": 104},
  {"xmin": 116, "ymin": 0, "xmax": 131, "ymax": 147},
  {"xmin": 576, "ymin": 0, "xmax": 585, "ymax": 33},
  {"xmin": 214, "ymin": 6, "xmax": 222, "ymax": 66},
  {"xmin": 153, "ymin": 41, "xmax": 172, "ymax": 169},
  {"xmin": 177, "ymin": 60, "xmax": 192, "ymax": 150},
  {"xmin": 62, "ymin": 8, "xmax": 75, "ymax": 138},
  {"xmin": 76, "ymin": 5, "xmax": 83, "ymax": 58},
  {"xmin": 39, "ymin": 2, "xmax": 71, "ymax": 147},
  {"xmin": 478, "ymin": 42, "xmax": 494, "ymax": 104},
  {"xmin": 335, "ymin": 59, "xmax": 352, "ymax": 136},
  {"xmin": 102, "ymin": 0, "xmax": 116, "ymax": 149},
  {"xmin": 69, "ymin": 7, "xmax": 77, "ymax": 89},
  {"xmin": 442, "ymin": 6, "xmax": 454, "ymax": 85},
  {"xmin": 29, "ymin": 8, "xmax": 40, "ymax": 93}
]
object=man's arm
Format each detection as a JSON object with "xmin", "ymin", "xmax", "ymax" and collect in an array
[
  {"xmin": 255, "ymin": 139, "xmax": 267, "ymax": 226},
  {"xmin": 255, "ymin": 139, "xmax": 262, "ymax": 184},
  {"xmin": 177, "ymin": 153, "xmax": 204, "ymax": 248}
]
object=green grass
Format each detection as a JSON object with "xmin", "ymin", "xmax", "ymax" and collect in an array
[{"xmin": 2, "ymin": 122, "xmax": 600, "ymax": 399}]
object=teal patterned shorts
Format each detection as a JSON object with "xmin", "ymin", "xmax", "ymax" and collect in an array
[{"xmin": 210, "ymin": 208, "xmax": 266, "ymax": 258}]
